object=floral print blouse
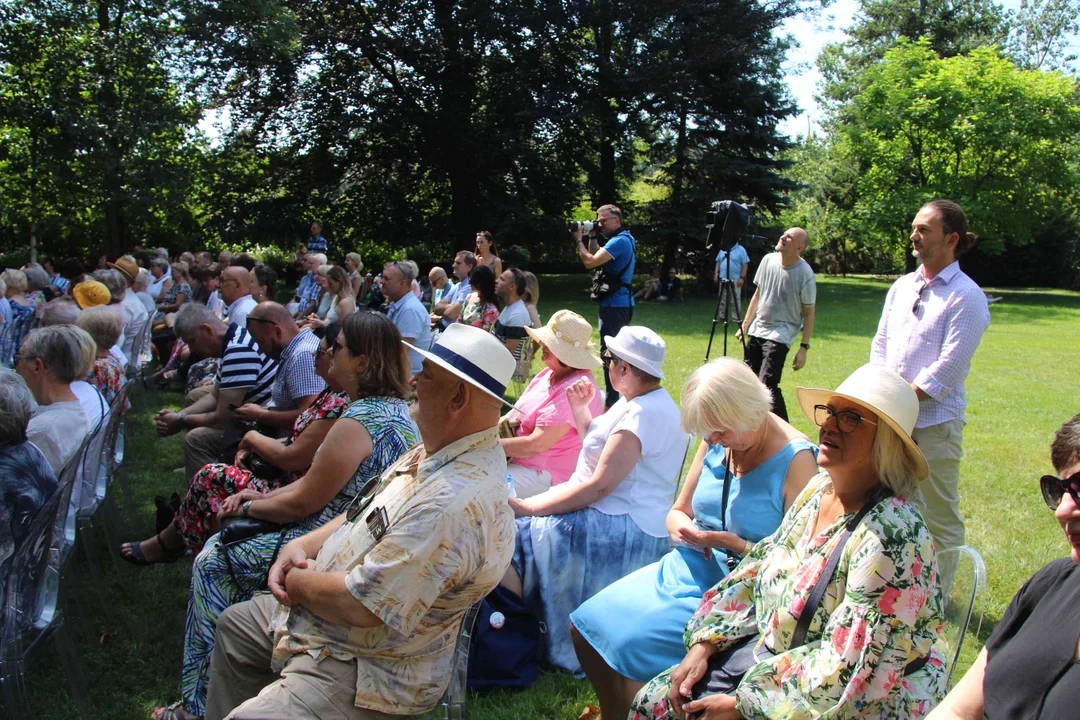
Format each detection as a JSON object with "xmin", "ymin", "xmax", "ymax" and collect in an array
[
  {"xmin": 458, "ymin": 294, "xmax": 499, "ymax": 332},
  {"xmin": 282, "ymin": 387, "xmax": 350, "ymax": 482},
  {"xmin": 87, "ymin": 354, "xmax": 129, "ymax": 411},
  {"xmin": 664, "ymin": 473, "xmax": 944, "ymax": 719}
]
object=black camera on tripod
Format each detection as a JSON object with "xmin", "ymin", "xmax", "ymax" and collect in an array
[{"xmin": 705, "ymin": 200, "xmax": 750, "ymax": 252}]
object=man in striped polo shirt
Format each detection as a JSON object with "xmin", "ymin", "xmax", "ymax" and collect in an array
[{"xmin": 155, "ymin": 303, "xmax": 277, "ymax": 478}]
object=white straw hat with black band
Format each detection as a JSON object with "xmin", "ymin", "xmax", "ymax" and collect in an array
[
  {"xmin": 795, "ymin": 364, "xmax": 929, "ymax": 481},
  {"xmin": 403, "ymin": 323, "xmax": 519, "ymax": 409}
]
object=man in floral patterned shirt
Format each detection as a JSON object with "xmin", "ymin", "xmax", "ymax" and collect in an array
[{"xmin": 204, "ymin": 324, "xmax": 517, "ymax": 720}]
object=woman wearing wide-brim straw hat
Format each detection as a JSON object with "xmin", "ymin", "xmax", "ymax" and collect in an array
[
  {"xmin": 629, "ymin": 364, "xmax": 946, "ymax": 720},
  {"xmin": 499, "ymin": 309, "xmax": 604, "ymax": 499}
]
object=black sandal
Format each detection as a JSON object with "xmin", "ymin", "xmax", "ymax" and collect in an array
[
  {"xmin": 152, "ymin": 702, "xmax": 200, "ymax": 720},
  {"xmin": 120, "ymin": 533, "xmax": 184, "ymax": 566}
]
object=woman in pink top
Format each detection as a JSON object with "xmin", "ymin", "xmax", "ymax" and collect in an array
[{"xmin": 500, "ymin": 310, "xmax": 603, "ymax": 498}]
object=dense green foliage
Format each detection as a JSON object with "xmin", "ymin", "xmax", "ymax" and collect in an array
[{"xmin": 0, "ymin": 0, "xmax": 807, "ymax": 272}]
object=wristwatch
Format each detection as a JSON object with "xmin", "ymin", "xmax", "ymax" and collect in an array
[
  {"xmin": 241, "ymin": 500, "xmax": 253, "ymax": 518},
  {"xmin": 800, "ymin": 343, "xmax": 811, "ymax": 350}
]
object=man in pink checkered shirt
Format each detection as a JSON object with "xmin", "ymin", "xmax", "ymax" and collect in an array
[{"xmin": 871, "ymin": 200, "xmax": 990, "ymax": 575}]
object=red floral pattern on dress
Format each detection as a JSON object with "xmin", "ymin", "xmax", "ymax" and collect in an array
[
  {"xmin": 174, "ymin": 388, "xmax": 349, "ymax": 551},
  {"xmin": 87, "ymin": 355, "xmax": 130, "ymax": 412}
]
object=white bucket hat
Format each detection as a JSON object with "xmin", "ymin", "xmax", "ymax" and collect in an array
[
  {"xmin": 526, "ymin": 310, "xmax": 601, "ymax": 370},
  {"xmin": 403, "ymin": 323, "xmax": 518, "ymax": 408},
  {"xmin": 795, "ymin": 364, "xmax": 929, "ymax": 481},
  {"xmin": 604, "ymin": 326, "xmax": 666, "ymax": 380}
]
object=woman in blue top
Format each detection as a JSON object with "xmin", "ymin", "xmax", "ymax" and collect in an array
[{"xmin": 570, "ymin": 358, "xmax": 818, "ymax": 720}]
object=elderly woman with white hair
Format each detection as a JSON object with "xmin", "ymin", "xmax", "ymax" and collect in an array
[
  {"xmin": 76, "ymin": 306, "xmax": 128, "ymax": 408},
  {"xmin": 134, "ymin": 268, "xmax": 156, "ymax": 314},
  {"xmin": 630, "ymin": 365, "xmax": 946, "ymax": 720},
  {"xmin": 0, "ymin": 369, "xmax": 58, "ymax": 601},
  {"xmin": 147, "ymin": 257, "xmax": 173, "ymax": 299},
  {"xmin": 502, "ymin": 326, "xmax": 688, "ymax": 675},
  {"xmin": 16, "ymin": 326, "xmax": 94, "ymax": 474},
  {"xmin": 570, "ymin": 358, "xmax": 818, "ymax": 719}
]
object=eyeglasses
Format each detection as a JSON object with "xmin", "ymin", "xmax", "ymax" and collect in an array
[
  {"xmin": 596, "ymin": 216, "xmax": 614, "ymax": 225},
  {"xmin": 246, "ymin": 316, "xmax": 276, "ymax": 327},
  {"xmin": 1040, "ymin": 472, "xmax": 1080, "ymax": 510},
  {"xmin": 812, "ymin": 405, "xmax": 878, "ymax": 435},
  {"xmin": 601, "ymin": 351, "xmax": 620, "ymax": 366},
  {"xmin": 911, "ymin": 283, "xmax": 927, "ymax": 316}
]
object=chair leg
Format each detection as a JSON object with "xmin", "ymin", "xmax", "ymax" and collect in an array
[{"xmin": 53, "ymin": 618, "xmax": 94, "ymax": 720}]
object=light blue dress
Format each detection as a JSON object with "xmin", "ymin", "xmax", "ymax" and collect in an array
[{"xmin": 570, "ymin": 438, "xmax": 816, "ymax": 682}]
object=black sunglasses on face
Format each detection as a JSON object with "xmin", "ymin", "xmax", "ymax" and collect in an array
[
  {"xmin": 601, "ymin": 351, "xmax": 619, "ymax": 366},
  {"xmin": 1040, "ymin": 472, "xmax": 1080, "ymax": 510}
]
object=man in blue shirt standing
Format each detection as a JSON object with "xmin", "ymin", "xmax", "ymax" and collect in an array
[
  {"xmin": 572, "ymin": 203, "xmax": 635, "ymax": 408},
  {"xmin": 383, "ymin": 260, "xmax": 431, "ymax": 375},
  {"xmin": 714, "ymin": 240, "xmax": 750, "ymax": 319},
  {"xmin": 305, "ymin": 222, "xmax": 328, "ymax": 253}
]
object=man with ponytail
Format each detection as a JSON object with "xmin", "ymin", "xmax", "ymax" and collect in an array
[{"xmin": 870, "ymin": 199, "xmax": 990, "ymax": 580}]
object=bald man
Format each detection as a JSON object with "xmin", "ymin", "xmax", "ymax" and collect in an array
[
  {"xmin": 235, "ymin": 302, "xmax": 324, "ymax": 430},
  {"xmin": 220, "ymin": 265, "xmax": 257, "ymax": 328},
  {"xmin": 735, "ymin": 227, "xmax": 816, "ymax": 420}
]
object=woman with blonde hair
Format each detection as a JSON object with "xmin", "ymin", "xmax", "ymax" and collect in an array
[
  {"xmin": 522, "ymin": 270, "xmax": 542, "ymax": 329},
  {"xmin": 305, "ymin": 265, "xmax": 353, "ymax": 330},
  {"xmin": 1, "ymin": 269, "xmax": 36, "ymax": 365},
  {"xmin": 630, "ymin": 365, "xmax": 944, "ymax": 720},
  {"xmin": 571, "ymin": 357, "xmax": 817, "ymax": 719},
  {"xmin": 344, "ymin": 252, "xmax": 364, "ymax": 295}
]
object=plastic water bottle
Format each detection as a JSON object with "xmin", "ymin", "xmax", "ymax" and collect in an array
[{"xmin": 506, "ymin": 473, "xmax": 517, "ymax": 499}]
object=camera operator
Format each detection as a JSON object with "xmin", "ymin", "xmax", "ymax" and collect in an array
[{"xmin": 572, "ymin": 204, "xmax": 635, "ymax": 408}]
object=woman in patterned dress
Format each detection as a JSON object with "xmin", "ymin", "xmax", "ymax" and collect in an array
[
  {"xmin": 630, "ymin": 365, "xmax": 946, "ymax": 720},
  {"xmin": 121, "ymin": 321, "xmax": 350, "ymax": 566},
  {"xmin": 152, "ymin": 310, "xmax": 419, "ymax": 720},
  {"xmin": 75, "ymin": 306, "xmax": 129, "ymax": 409},
  {"xmin": 152, "ymin": 261, "xmax": 191, "ymax": 327},
  {"xmin": 458, "ymin": 264, "xmax": 500, "ymax": 332}
]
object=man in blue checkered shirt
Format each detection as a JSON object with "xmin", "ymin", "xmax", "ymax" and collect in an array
[
  {"xmin": 291, "ymin": 253, "xmax": 326, "ymax": 319},
  {"xmin": 306, "ymin": 222, "xmax": 328, "ymax": 253},
  {"xmin": 235, "ymin": 302, "xmax": 326, "ymax": 433}
]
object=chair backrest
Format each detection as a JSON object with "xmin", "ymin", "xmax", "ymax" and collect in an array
[
  {"xmin": 74, "ymin": 399, "xmax": 114, "ymax": 518},
  {"xmin": 3, "ymin": 448, "xmax": 82, "ymax": 663},
  {"xmin": 935, "ymin": 544, "xmax": 988, "ymax": 687},
  {"xmin": 127, "ymin": 315, "xmax": 154, "ymax": 380},
  {"xmin": 441, "ymin": 602, "xmax": 482, "ymax": 719},
  {"xmin": 510, "ymin": 337, "xmax": 536, "ymax": 386},
  {"xmin": 102, "ymin": 384, "xmax": 129, "ymax": 479}
]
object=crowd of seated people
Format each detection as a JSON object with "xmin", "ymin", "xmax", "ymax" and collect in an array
[{"xmin": 9, "ymin": 232, "xmax": 1067, "ymax": 720}]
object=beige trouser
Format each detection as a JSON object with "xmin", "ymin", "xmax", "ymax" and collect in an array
[
  {"xmin": 912, "ymin": 420, "xmax": 965, "ymax": 590},
  {"xmin": 206, "ymin": 594, "xmax": 397, "ymax": 720},
  {"xmin": 184, "ymin": 426, "xmax": 225, "ymax": 479},
  {"xmin": 184, "ymin": 384, "xmax": 215, "ymax": 407}
]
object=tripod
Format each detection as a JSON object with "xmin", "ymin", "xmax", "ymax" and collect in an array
[{"xmin": 703, "ymin": 233, "xmax": 746, "ymax": 363}]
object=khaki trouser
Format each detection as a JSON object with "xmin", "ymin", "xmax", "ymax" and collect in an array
[
  {"xmin": 184, "ymin": 384, "xmax": 215, "ymax": 408},
  {"xmin": 206, "ymin": 594, "xmax": 397, "ymax": 720},
  {"xmin": 912, "ymin": 420, "xmax": 965, "ymax": 591},
  {"xmin": 184, "ymin": 426, "xmax": 225, "ymax": 479}
]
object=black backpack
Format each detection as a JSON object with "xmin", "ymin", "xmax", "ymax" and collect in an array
[{"xmin": 466, "ymin": 585, "xmax": 540, "ymax": 691}]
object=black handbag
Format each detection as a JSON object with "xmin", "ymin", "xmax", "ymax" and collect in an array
[
  {"xmin": 218, "ymin": 515, "xmax": 290, "ymax": 592},
  {"xmin": 242, "ymin": 452, "xmax": 285, "ymax": 483},
  {"xmin": 691, "ymin": 489, "xmax": 929, "ymax": 701},
  {"xmin": 466, "ymin": 584, "xmax": 540, "ymax": 691}
]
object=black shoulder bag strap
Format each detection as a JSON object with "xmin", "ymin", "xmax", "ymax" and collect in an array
[
  {"xmin": 719, "ymin": 450, "xmax": 738, "ymax": 571},
  {"xmin": 787, "ymin": 488, "xmax": 928, "ymax": 676}
]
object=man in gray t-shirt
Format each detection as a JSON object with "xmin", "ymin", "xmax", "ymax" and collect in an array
[{"xmin": 735, "ymin": 227, "xmax": 816, "ymax": 420}]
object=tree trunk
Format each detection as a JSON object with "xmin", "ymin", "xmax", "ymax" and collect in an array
[
  {"xmin": 434, "ymin": 0, "xmax": 480, "ymax": 248},
  {"xmin": 97, "ymin": 0, "xmax": 124, "ymax": 255},
  {"xmin": 663, "ymin": 101, "xmax": 689, "ymax": 276},
  {"xmin": 594, "ymin": 0, "xmax": 616, "ymax": 205}
]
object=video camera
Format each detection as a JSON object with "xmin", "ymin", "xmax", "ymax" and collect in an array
[{"xmin": 705, "ymin": 200, "xmax": 750, "ymax": 252}]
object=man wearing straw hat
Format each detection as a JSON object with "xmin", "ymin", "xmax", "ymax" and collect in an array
[
  {"xmin": 501, "ymin": 309, "xmax": 604, "ymax": 499},
  {"xmin": 204, "ymin": 324, "xmax": 517, "ymax": 720}
]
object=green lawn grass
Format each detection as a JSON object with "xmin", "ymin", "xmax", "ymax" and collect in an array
[{"xmin": 14, "ymin": 274, "xmax": 1080, "ymax": 720}]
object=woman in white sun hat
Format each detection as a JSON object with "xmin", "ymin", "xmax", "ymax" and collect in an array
[
  {"xmin": 501, "ymin": 325, "xmax": 687, "ymax": 675},
  {"xmin": 499, "ymin": 310, "xmax": 604, "ymax": 499},
  {"xmin": 630, "ymin": 364, "xmax": 946, "ymax": 720}
]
